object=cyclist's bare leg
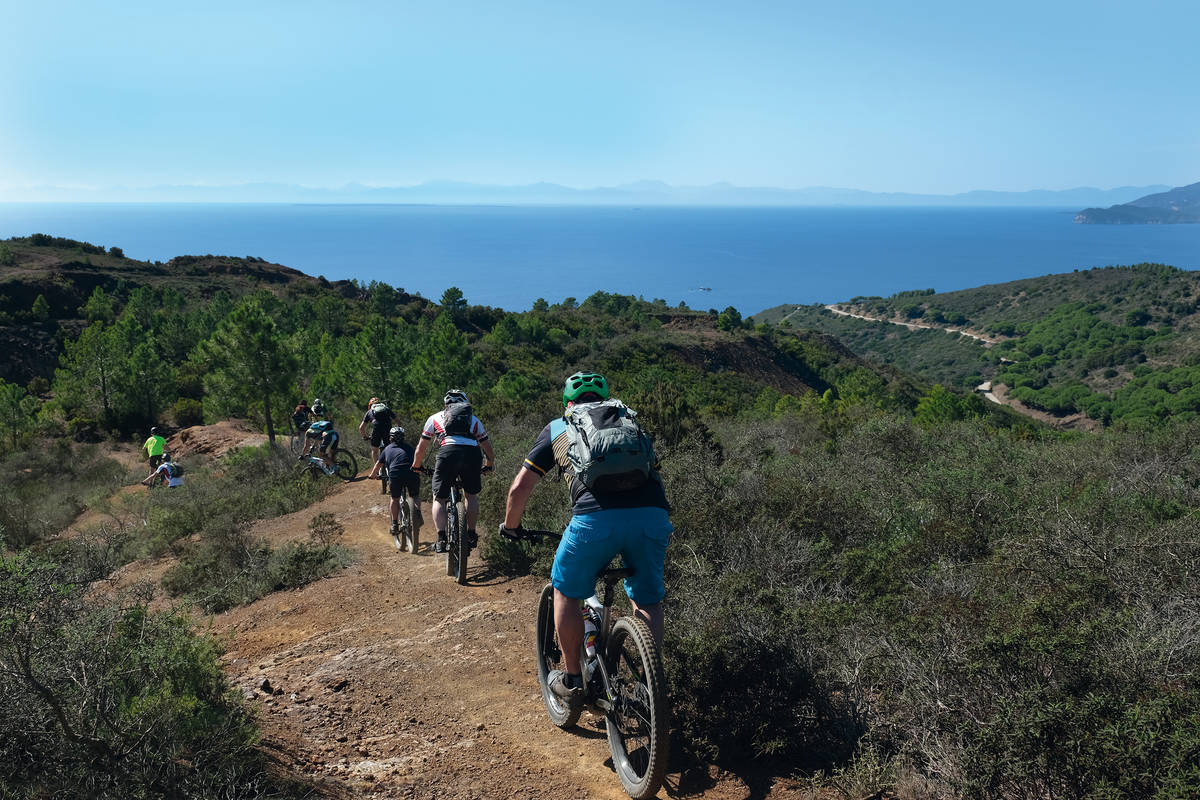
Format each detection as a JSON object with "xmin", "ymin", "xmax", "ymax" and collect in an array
[
  {"xmin": 465, "ymin": 492, "xmax": 480, "ymax": 531},
  {"xmin": 630, "ymin": 601, "xmax": 664, "ymax": 647},
  {"xmin": 432, "ymin": 498, "xmax": 447, "ymax": 532},
  {"xmin": 553, "ymin": 588, "xmax": 585, "ymax": 676},
  {"xmin": 389, "ymin": 496, "xmax": 400, "ymax": 525}
]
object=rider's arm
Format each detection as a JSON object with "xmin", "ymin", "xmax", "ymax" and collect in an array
[
  {"xmin": 411, "ymin": 436, "xmax": 430, "ymax": 471},
  {"xmin": 503, "ymin": 467, "xmax": 540, "ymax": 528},
  {"xmin": 481, "ymin": 437, "xmax": 496, "ymax": 468}
]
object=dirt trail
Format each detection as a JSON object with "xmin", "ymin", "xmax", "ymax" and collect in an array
[
  {"xmin": 821, "ymin": 305, "xmax": 1007, "ymax": 346},
  {"xmin": 107, "ymin": 429, "xmax": 785, "ymax": 800}
]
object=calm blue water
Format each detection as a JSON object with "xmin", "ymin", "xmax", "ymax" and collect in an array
[{"xmin": 2, "ymin": 203, "xmax": 1198, "ymax": 314}]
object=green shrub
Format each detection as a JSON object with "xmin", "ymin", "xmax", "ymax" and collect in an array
[
  {"xmin": 0, "ymin": 442, "xmax": 125, "ymax": 548},
  {"xmin": 170, "ymin": 397, "xmax": 205, "ymax": 427},
  {"xmin": 0, "ymin": 552, "xmax": 305, "ymax": 799},
  {"xmin": 161, "ymin": 516, "xmax": 351, "ymax": 614}
]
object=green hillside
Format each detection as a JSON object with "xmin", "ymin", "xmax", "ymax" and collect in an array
[
  {"xmin": 1, "ymin": 234, "xmax": 951, "ymax": 445},
  {"xmin": 756, "ymin": 263, "xmax": 1200, "ymax": 425}
]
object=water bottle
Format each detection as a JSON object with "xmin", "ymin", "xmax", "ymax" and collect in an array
[
  {"xmin": 583, "ymin": 610, "xmax": 598, "ymax": 659},
  {"xmin": 583, "ymin": 594, "xmax": 603, "ymax": 659}
]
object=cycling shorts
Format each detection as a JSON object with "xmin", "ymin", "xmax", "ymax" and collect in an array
[
  {"xmin": 388, "ymin": 469, "xmax": 420, "ymax": 499},
  {"xmin": 551, "ymin": 507, "xmax": 671, "ymax": 606},
  {"xmin": 319, "ymin": 431, "xmax": 339, "ymax": 450},
  {"xmin": 368, "ymin": 429, "xmax": 387, "ymax": 448},
  {"xmin": 431, "ymin": 444, "xmax": 482, "ymax": 499}
]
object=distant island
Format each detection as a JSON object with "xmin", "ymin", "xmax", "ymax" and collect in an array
[
  {"xmin": 0, "ymin": 179, "xmax": 1171, "ymax": 208},
  {"xmin": 1075, "ymin": 180, "xmax": 1200, "ymax": 224}
]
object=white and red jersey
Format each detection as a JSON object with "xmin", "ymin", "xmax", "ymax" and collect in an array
[{"xmin": 420, "ymin": 410, "xmax": 488, "ymax": 447}]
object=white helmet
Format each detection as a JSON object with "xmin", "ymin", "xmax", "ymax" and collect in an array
[{"xmin": 443, "ymin": 389, "xmax": 468, "ymax": 405}]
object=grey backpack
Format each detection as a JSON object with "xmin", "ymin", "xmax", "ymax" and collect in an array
[
  {"xmin": 443, "ymin": 402, "xmax": 474, "ymax": 437},
  {"xmin": 562, "ymin": 400, "xmax": 656, "ymax": 492}
]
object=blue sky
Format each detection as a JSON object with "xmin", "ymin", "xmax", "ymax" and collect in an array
[{"xmin": 2, "ymin": 0, "xmax": 1197, "ymax": 197}]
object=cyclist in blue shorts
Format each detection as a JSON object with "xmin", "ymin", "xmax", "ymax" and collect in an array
[{"xmin": 499, "ymin": 372, "xmax": 672, "ymax": 709}]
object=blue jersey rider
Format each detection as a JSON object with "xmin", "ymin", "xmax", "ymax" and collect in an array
[{"xmin": 499, "ymin": 371, "xmax": 672, "ymax": 708}]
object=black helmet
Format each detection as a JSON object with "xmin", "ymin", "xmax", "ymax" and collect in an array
[
  {"xmin": 160, "ymin": 451, "xmax": 171, "ymax": 461},
  {"xmin": 151, "ymin": 426, "xmax": 162, "ymax": 436},
  {"xmin": 443, "ymin": 389, "xmax": 469, "ymax": 405},
  {"xmin": 388, "ymin": 425, "xmax": 406, "ymax": 443},
  {"xmin": 311, "ymin": 398, "xmax": 326, "ymax": 415}
]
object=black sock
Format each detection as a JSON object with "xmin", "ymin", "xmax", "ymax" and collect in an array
[{"xmin": 567, "ymin": 673, "xmax": 583, "ymax": 689}]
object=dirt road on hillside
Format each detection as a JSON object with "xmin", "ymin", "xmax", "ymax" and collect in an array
[{"xmin": 178, "ymin": 474, "xmax": 804, "ymax": 800}]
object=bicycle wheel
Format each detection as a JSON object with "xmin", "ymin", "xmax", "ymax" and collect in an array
[
  {"xmin": 605, "ymin": 616, "xmax": 669, "ymax": 800},
  {"xmin": 445, "ymin": 490, "xmax": 459, "ymax": 577},
  {"xmin": 393, "ymin": 493, "xmax": 408, "ymax": 551},
  {"xmin": 404, "ymin": 493, "xmax": 419, "ymax": 554},
  {"xmin": 335, "ymin": 451, "xmax": 358, "ymax": 481},
  {"xmin": 454, "ymin": 510, "xmax": 469, "ymax": 584},
  {"xmin": 535, "ymin": 582, "xmax": 582, "ymax": 728},
  {"xmin": 289, "ymin": 430, "xmax": 304, "ymax": 456}
]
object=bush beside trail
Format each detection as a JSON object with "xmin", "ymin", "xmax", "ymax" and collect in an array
[
  {"xmin": 485, "ymin": 410, "xmax": 1200, "ymax": 798},
  {"xmin": 0, "ymin": 552, "xmax": 307, "ymax": 799}
]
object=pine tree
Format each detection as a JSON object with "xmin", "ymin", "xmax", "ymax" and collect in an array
[{"xmin": 197, "ymin": 298, "xmax": 299, "ymax": 443}]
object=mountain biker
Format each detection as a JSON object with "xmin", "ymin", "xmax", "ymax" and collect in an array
[
  {"xmin": 141, "ymin": 451, "xmax": 183, "ymax": 488},
  {"xmin": 292, "ymin": 400, "xmax": 314, "ymax": 432},
  {"xmin": 499, "ymin": 371, "xmax": 671, "ymax": 709},
  {"xmin": 411, "ymin": 389, "xmax": 496, "ymax": 554},
  {"xmin": 299, "ymin": 413, "xmax": 340, "ymax": 469},
  {"xmin": 359, "ymin": 396, "xmax": 395, "ymax": 489},
  {"xmin": 143, "ymin": 427, "xmax": 167, "ymax": 469},
  {"xmin": 371, "ymin": 426, "xmax": 423, "ymax": 537}
]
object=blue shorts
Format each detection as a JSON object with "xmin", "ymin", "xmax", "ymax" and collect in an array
[{"xmin": 551, "ymin": 507, "xmax": 671, "ymax": 606}]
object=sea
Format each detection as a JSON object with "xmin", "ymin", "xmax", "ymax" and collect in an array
[{"xmin": 2, "ymin": 203, "xmax": 1199, "ymax": 315}]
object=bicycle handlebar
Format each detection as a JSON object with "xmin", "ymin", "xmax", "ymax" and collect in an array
[{"xmin": 497, "ymin": 524, "xmax": 560, "ymax": 542}]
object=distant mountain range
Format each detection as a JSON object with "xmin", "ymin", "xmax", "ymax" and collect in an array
[
  {"xmin": 1074, "ymin": 181, "xmax": 1200, "ymax": 224},
  {"xmin": 0, "ymin": 180, "xmax": 1171, "ymax": 208}
]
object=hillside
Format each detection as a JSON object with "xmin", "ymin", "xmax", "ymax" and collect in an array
[
  {"xmin": 1, "ymin": 233, "xmax": 947, "ymax": 448},
  {"xmin": 754, "ymin": 263, "xmax": 1200, "ymax": 425},
  {"xmin": 0, "ymin": 234, "xmax": 430, "ymax": 385},
  {"xmin": 1074, "ymin": 180, "xmax": 1200, "ymax": 224}
]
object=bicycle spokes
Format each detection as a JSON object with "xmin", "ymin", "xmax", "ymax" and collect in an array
[{"xmin": 611, "ymin": 649, "xmax": 654, "ymax": 761}]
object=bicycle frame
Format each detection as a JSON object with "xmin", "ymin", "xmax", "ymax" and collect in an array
[{"xmin": 581, "ymin": 568, "xmax": 634, "ymax": 714}]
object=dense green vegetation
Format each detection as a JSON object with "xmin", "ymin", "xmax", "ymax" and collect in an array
[
  {"xmin": 479, "ymin": 409, "xmax": 1200, "ymax": 798},
  {"xmin": 0, "ymin": 548, "xmax": 312, "ymax": 799},
  {"xmin": 761, "ymin": 264, "xmax": 1200, "ymax": 424},
  {"xmin": 1, "ymin": 234, "xmax": 933, "ymax": 445},
  {"xmin": 4, "ymin": 236, "xmax": 1199, "ymax": 797}
]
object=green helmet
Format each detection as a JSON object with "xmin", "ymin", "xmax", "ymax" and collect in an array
[{"xmin": 562, "ymin": 371, "xmax": 610, "ymax": 407}]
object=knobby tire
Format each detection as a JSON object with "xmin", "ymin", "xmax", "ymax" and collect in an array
[
  {"xmin": 403, "ymin": 493, "xmax": 419, "ymax": 554},
  {"xmin": 445, "ymin": 489, "xmax": 459, "ymax": 578},
  {"xmin": 393, "ymin": 490, "xmax": 407, "ymax": 551},
  {"xmin": 335, "ymin": 451, "xmax": 358, "ymax": 481},
  {"xmin": 605, "ymin": 616, "xmax": 669, "ymax": 800},
  {"xmin": 454, "ymin": 495, "xmax": 469, "ymax": 584},
  {"xmin": 534, "ymin": 582, "xmax": 582, "ymax": 728}
]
